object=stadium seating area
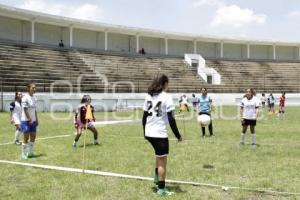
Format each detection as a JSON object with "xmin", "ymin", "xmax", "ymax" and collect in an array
[{"xmin": 0, "ymin": 40, "xmax": 299, "ymax": 93}]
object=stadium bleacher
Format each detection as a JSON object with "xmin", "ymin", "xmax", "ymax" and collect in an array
[{"xmin": 0, "ymin": 40, "xmax": 299, "ymax": 93}]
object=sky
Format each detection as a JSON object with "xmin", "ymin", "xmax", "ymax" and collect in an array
[{"xmin": 0, "ymin": 0, "xmax": 300, "ymax": 42}]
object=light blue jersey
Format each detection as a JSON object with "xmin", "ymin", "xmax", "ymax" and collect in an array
[{"xmin": 198, "ymin": 95, "xmax": 212, "ymax": 113}]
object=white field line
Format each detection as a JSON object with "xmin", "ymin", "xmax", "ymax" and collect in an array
[
  {"xmin": 0, "ymin": 159, "xmax": 299, "ymax": 196},
  {"xmin": 0, "ymin": 134, "xmax": 71, "ymax": 146}
]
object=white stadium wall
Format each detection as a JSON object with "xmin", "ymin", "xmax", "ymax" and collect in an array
[
  {"xmin": 0, "ymin": 16, "xmax": 31, "ymax": 42},
  {"xmin": 197, "ymin": 41, "xmax": 220, "ymax": 58},
  {"xmin": 168, "ymin": 39, "xmax": 193, "ymax": 56},
  {"xmin": 108, "ymin": 33, "xmax": 136, "ymax": 53},
  {"xmin": 35, "ymin": 23, "xmax": 63, "ymax": 45},
  {"xmin": 139, "ymin": 36, "xmax": 165, "ymax": 55},
  {"xmin": 250, "ymin": 45, "xmax": 273, "ymax": 60},
  {"xmin": 2, "ymin": 93, "xmax": 300, "ymax": 112},
  {"xmin": 73, "ymin": 28, "xmax": 98, "ymax": 49},
  {"xmin": 223, "ymin": 43, "xmax": 247, "ymax": 59},
  {"xmin": 276, "ymin": 46, "xmax": 297, "ymax": 60}
]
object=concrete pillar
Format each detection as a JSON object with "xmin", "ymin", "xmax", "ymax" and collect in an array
[
  {"xmin": 105, "ymin": 31, "xmax": 108, "ymax": 51},
  {"xmin": 247, "ymin": 43, "xmax": 250, "ymax": 59},
  {"xmin": 273, "ymin": 44, "xmax": 276, "ymax": 60},
  {"xmin": 136, "ymin": 35, "xmax": 139, "ymax": 53},
  {"xmin": 220, "ymin": 41, "xmax": 224, "ymax": 58},
  {"xmin": 31, "ymin": 20, "xmax": 35, "ymax": 43},
  {"xmin": 165, "ymin": 38, "xmax": 168, "ymax": 55},
  {"xmin": 69, "ymin": 26, "xmax": 73, "ymax": 47}
]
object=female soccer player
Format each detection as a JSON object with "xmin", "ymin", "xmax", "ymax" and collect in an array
[
  {"xmin": 268, "ymin": 93, "xmax": 275, "ymax": 114},
  {"xmin": 142, "ymin": 74, "xmax": 182, "ymax": 196},
  {"xmin": 278, "ymin": 92, "xmax": 286, "ymax": 120},
  {"xmin": 240, "ymin": 88, "xmax": 260, "ymax": 146},
  {"xmin": 72, "ymin": 95, "xmax": 99, "ymax": 147},
  {"xmin": 198, "ymin": 88, "xmax": 213, "ymax": 137},
  {"xmin": 10, "ymin": 91, "xmax": 22, "ymax": 145},
  {"xmin": 21, "ymin": 82, "xmax": 38, "ymax": 159}
]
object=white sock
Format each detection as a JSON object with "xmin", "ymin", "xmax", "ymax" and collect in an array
[
  {"xmin": 251, "ymin": 133, "xmax": 256, "ymax": 145},
  {"xmin": 22, "ymin": 143, "xmax": 27, "ymax": 156},
  {"xmin": 15, "ymin": 130, "xmax": 22, "ymax": 141},
  {"xmin": 241, "ymin": 133, "xmax": 246, "ymax": 144},
  {"xmin": 29, "ymin": 142, "xmax": 34, "ymax": 155}
]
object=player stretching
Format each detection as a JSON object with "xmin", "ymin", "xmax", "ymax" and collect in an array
[{"xmin": 142, "ymin": 74, "xmax": 182, "ymax": 196}]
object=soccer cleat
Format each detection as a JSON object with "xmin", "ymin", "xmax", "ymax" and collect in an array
[
  {"xmin": 21, "ymin": 154, "xmax": 28, "ymax": 160},
  {"xmin": 14, "ymin": 140, "xmax": 21, "ymax": 145},
  {"xmin": 251, "ymin": 143, "xmax": 256, "ymax": 147},
  {"xmin": 156, "ymin": 189, "xmax": 174, "ymax": 196},
  {"xmin": 93, "ymin": 140, "xmax": 99, "ymax": 145},
  {"xmin": 72, "ymin": 141, "xmax": 77, "ymax": 148},
  {"xmin": 240, "ymin": 142, "xmax": 245, "ymax": 145}
]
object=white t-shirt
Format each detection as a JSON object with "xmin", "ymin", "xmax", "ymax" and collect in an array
[
  {"xmin": 21, "ymin": 94, "xmax": 37, "ymax": 122},
  {"xmin": 143, "ymin": 92, "xmax": 175, "ymax": 138},
  {"xmin": 240, "ymin": 97, "xmax": 260, "ymax": 120},
  {"xmin": 10, "ymin": 101, "xmax": 22, "ymax": 124}
]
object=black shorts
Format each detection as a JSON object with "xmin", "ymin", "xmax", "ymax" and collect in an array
[
  {"xmin": 242, "ymin": 119, "xmax": 256, "ymax": 126},
  {"xmin": 146, "ymin": 137, "xmax": 169, "ymax": 157}
]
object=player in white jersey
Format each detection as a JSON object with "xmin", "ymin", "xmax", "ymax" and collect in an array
[
  {"xmin": 142, "ymin": 74, "xmax": 182, "ymax": 196},
  {"xmin": 240, "ymin": 88, "xmax": 260, "ymax": 146},
  {"xmin": 10, "ymin": 91, "xmax": 23, "ymax": 145},
  {"xmin": 21, "ymin": 82, "xmax": 38, "ymax": 159}
]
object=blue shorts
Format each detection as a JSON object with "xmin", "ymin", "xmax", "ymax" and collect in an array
[{"xmin": 21, "ymin": 121, "xmax": 37, "ymax": 133}]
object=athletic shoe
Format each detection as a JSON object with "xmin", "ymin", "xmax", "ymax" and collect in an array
[
  {"xmin": 14, "ymin": 140, "xmax": 21, "ymax": 145},
  {"xmin": 21, "ymin": 154, "xmax": 28, "ymax": 160},
  {"xmin": 93, "ymin": 140, "xmax": 99, "ymax": 145},
  {"xmin": 156, "ymin": 189, "xmax": 174, "ymax": 196},
  {"xmin": 251, "ymin": 143, "xmax": 256, "ymax": 147},
  {"xmin": 240, "ymin": 142, "xmax": 245, "ymax": 145},
  {"xmin": 153, "ymin": 175, "xmax": 158, "ymax": 185},
  {"xmin": 72, "ymin": 142, "xmax": 77, "ymax": 148}
]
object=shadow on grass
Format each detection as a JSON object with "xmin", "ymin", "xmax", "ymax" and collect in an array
[
  {"xmin": 203, "ymin": 164, "xmax": 215, "ymax": 169},
  {"xmin": 151, "ymin": 184, "xmax": 187, "ymax": 194},
  {"xmin": 78, "ymin": 143, "xmax": 101, "ymax": 148},
  {"xmin": 30, "ymin": 153, "xmax": 46, "ymax": 158}
]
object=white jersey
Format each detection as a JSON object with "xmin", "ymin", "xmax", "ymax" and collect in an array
[
  {"xmin": 21, "ymin": 94, "xmax": 37, "ymax": 122},
  {"xmin": 10, "ymin": 101, "xmax": 22, "ymax": 124},
  {"xmin": 143, "ymin": 92, "xmax": 175, "ymax": 138},
  {"xmin": 181, "ymin": 96, "xmax": 188, "ymax": 104},
  {"xmin": 240, "ymin": 97, "xmax": 260, "ymax": 120}
]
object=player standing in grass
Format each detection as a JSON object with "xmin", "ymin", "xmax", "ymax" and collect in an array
[
  {"xmin": 72, "ymin": 95, "xmax": 99, "ymax": 147},
  {"xmin": 268, "ymin": 93, "xmax": 275, "ymax": 114},
  {"xmin": 240, "ymin": 88, "xmax": 260, "ymax": 146},
  {"xmin": 142, "ymin": 74, "xmax": 182, "ymax": 196},
  {"xmin": 278, "ymin": 92, "xmax": 286, "ymax": 120},
  {"xmin": 198, "ymin": 88, "xmax": 213, "ymax": 137},
  {"xmin": 21, "ymin": 82, "xmax": 38, "ymax": 159},
  {"xmin": 10, "ymin": 91, "xmax": 23, "ymax": 145}
]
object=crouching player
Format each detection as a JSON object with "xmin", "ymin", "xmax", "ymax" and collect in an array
[{"xmin": 72, "ymin": 95, "xmax": 99, "ymax": 147}]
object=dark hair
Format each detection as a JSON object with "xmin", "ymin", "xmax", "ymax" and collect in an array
[
  {"xmin": 15, "ymin": 91, "xmax": 21, "ymax": 100},
  {"xmin": 27, "ymin": 81, "xmax": 35, "ymax": 88},
  {"xmin": 148, "ymin": 74, "xmax": 169, "ymax": 96},
  {"xmin": 201, "ymin": 87, "xmax": 207, "ymax": 92},
  {"xmin": 81, "ymin": 95, "xmax": 91, "ymax": 103}
]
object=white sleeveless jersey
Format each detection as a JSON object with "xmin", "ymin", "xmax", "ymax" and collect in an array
[
  {"xmin": 143, "ymin": 92, "xmax": 175, "ymax": 138},
  {"xmin": 240, "ymin": 97, "xmax": 260, "ymax": 120},
  {"xmin": 21, "ymin": 94, "xmax": 37, "ymax": 122}
]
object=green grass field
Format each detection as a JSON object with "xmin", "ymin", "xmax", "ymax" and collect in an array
[{"xmin": 0, "ymin": 106, "xmax": 299, "ymax": 200}]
